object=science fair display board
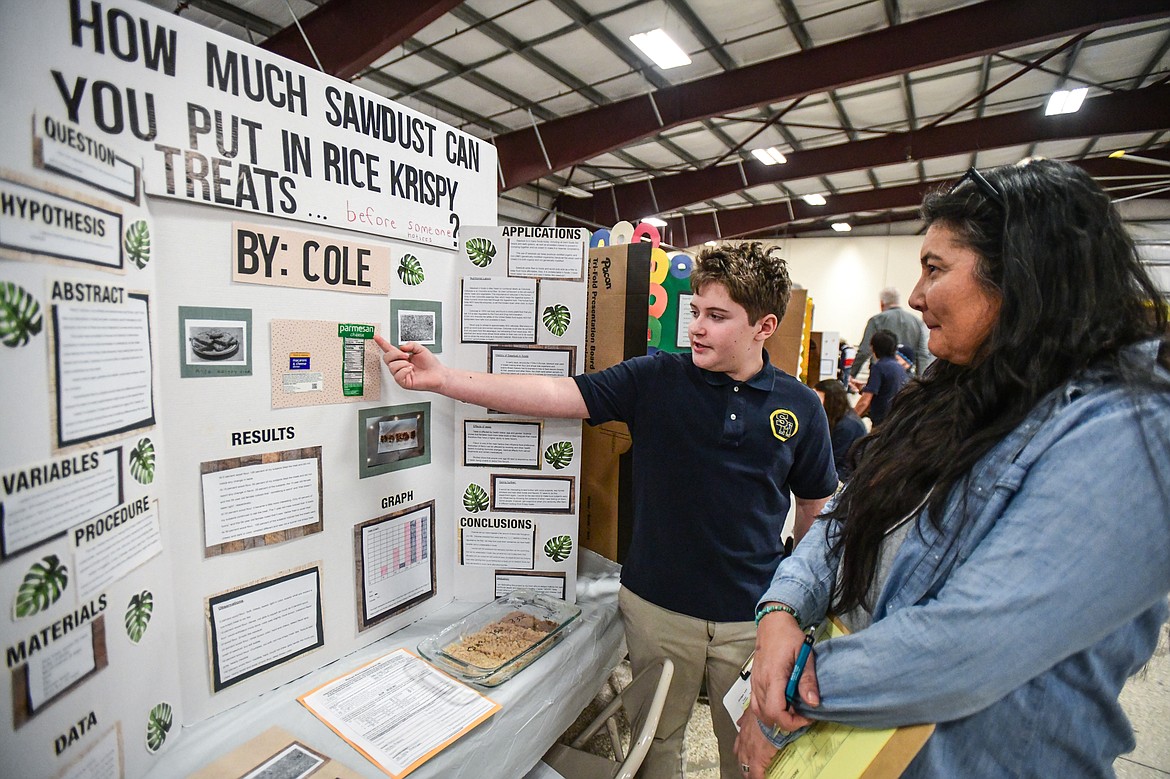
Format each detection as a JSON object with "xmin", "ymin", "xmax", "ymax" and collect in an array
[{"xmin": 0, "ymin": 2, "xmax": 584, "ymax": 777}]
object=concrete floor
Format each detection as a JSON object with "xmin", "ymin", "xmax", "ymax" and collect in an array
[{"xmin": 565, "ymin": 614, "xmax": 1170, "ymax": 778}]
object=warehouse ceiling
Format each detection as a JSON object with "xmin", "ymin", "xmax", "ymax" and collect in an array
[{"xmin": 145, "ymin": 0, "xmax": 1170, "ymax": 246}]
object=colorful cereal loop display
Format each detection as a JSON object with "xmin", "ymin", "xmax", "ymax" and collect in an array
[
  {"xmin": 609, "ymin": 220, "xmax": 635, "ymax": 245},
  {"xmin": 668, "ymin": 251, "xmax": 693, "ymax": 280},
  {"xmin": 631, "ymin": 221, "xmax": 661, "ymax": 247}
]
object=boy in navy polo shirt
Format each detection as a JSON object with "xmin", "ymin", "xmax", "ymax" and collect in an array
[
  {"xmin": 374, "ymin": 242, "xmax": 836, "ymax": 779},
  {"xmin": 853, "ymin": 329, "xmax": 909, "ymax": 426}
]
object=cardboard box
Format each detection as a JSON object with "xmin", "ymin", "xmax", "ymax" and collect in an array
[
  {"xmin": 765, "ymin": 288, "xmax": 809, "ymax": 377},
  {"xmin": 805, "ymin": 331, "xmax": 840, "ymax": 386},
  {"xmin": 579, "ymin": 242, "xmax": 651, "ymax": 562},
  {"xmin": 584, "ymin": 242, "xmax": 652, "ymax": 373}
]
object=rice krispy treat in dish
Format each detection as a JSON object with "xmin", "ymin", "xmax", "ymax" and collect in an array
[{"xmin": 444, "ymin": 610, "xmax": 558, "ymax": 668}]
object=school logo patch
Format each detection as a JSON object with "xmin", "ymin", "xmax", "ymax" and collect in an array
[{"xmin": 770, "ymin": 409, "xmax": 798, "ymax": 441}]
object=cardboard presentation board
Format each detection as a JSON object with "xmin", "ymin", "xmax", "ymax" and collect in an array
[
  {"xmin": 766, "ymin": 289, "xmax": 812, "ymax": 379},
  {"xmin": 578, "ymin": 243, "xmax": 650, "ymax": 562},
  {"xmin": 0, "ymin": 3, "xmax": 583, "ymax": 778}
]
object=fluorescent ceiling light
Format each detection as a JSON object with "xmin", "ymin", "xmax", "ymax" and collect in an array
[
  {"xmin": 641, "ymin": 217, "xmax": 668, "ymax": 227},
  {"xmin": 629, "ymin": 29, "xmax": 691, "ymax": 69},
  {"xmin": 831, "ymin": 222, "xmax": 852, "ymax": 232},
  {"xmin": 1045, "ymin": 87, "xmax": 1088, "ymax": 116},
  {"xmin": 751, "ymin": 147, "xmax": 787, "ymax": 165},
  {"xmin": 802, "ymin": 194, "xmax": 827, "ymax": 206},
  {"xmin": 559, "ymin": 185, "xmax": 592, "ymax": 198}
]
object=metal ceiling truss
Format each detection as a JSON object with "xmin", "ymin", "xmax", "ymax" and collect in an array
[
  {"xmin": 557, "ymin": 84, "xmax": 1170, "ymax": 226},
  {"xmin": 491, "ymin": 0, "xmax": 1170, "ymax": 189},
  {"xmin": 609, "ymin": 148, "xmax": 1170, "ymax": 245}
]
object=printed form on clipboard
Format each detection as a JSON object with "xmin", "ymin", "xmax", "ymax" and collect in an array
[{"xmin": 723, "ymin": 619, "xmax": 934, "ymax": 779}]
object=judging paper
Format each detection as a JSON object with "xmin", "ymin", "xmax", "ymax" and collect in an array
[{"xmin": 299, "ymin": 648, "xmax": 499, "ymax": 779}]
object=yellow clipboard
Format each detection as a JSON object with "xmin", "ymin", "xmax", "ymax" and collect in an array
[{"xmin": 763, "ymin": 619, "xmax": 935, "ymax": 779}]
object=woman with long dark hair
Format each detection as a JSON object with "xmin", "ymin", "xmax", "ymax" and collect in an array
[
  {"xmin": 813, "ymin": 379, "xmax": 865, "ymax": 483},
  {"xmin": 736, "ymin": 159, "xmax": 1170, "ymax": 778}
]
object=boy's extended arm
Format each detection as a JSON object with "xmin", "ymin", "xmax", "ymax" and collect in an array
[{"xmin": 374, "ymin": 335, "xmax": 589, "ymax": 419}]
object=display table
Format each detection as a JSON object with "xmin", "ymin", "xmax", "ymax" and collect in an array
[{"xmin": 148, "ymin": 550, "xmax": 624, "ymax": 778}]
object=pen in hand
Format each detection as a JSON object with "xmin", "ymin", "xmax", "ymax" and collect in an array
[{"xmin": 785, "ymin": 628, "xmax": 816, "ymax": 710}]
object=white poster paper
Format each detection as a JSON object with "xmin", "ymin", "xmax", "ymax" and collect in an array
[
  {"xmin": 50, "ymin": 286, "xmax": 154, "ymax": 449},
  {"xmin": 495, "ymin": 573, "xmax": 566, "ymax": 600},
  {"xmin": 460, "ymin": 526, "xmax": 535, "ymax": 569},
  {"xmin": 677, "ymin": 293, "xmax": 694, "ymax": 349},
  {"xmin": 0, "ymin": 3, "xmax": 497, "ymax": 250},
  {"xmin": 201, "ymin": 458, "xmax": 320, "ymax": 546},
  {"xmin": 208, "ymin": 567, "xmax": 323, "ymax": 692},
  {"xmin": 506, "ymin": 230, "xmax": 587, "ymax": 280},
  {"xmin": 359, "ymin": 505, "xmax": 434, "ymax": 627},
  {"xmin": 50, "ymin": 287, "xmax": 155, "ymax": 448},
  {"xmin": 461, "ymin": 276, "xmax": 537, "ymax": 343},
  {"xmin": 58, "ymin": 725, "xmax": 121, "ymax": 779},
  {"xmin": 0, "ymin": 178, "xmax": 122, "ymax": 267},
  {"xmin": 27, "ymin": 621, "xmax": 95, "ymax": 711},
  {"xmin": 463, "ymin": 420, "xmax": 541, "ymax": 468},
  {"xmin": 1, "ymin": 448, "xmax": 121, "ymax": 558},
  {"xmin": 35, "ymin": 114, "xmax": 139, "ymax": 202},
  {"xmin": 488, "ymin": 346, "xmax": 573, "ymax": 378},
  {"xmin": 298, "ymin": 649, "xmax": 499, "ymax": 778},
  {"xmin": 72, "ymin": 498, "xmax": 162, "ymax": 600},
  {"xmin": 492, "ymin": 476, "xmax": 573, "ymax": 513}
]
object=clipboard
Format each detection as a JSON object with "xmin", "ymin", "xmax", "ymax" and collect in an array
[{"xmin": 724, "ymin": 619, "xmax": 934, "ymax": 779}]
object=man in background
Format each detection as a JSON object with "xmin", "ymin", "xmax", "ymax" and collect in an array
[{"xmin": 849, "ymin": 287, "xmax": 932, "ymax": 379}]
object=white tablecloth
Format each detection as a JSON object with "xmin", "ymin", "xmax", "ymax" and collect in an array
[{"xmin": 149, "ymin": 550, "xmax": 624, "ymax": 778}]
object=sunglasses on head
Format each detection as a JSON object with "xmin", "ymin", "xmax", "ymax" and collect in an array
[{"xmin": 950, "ymin": 167, "xmax": 1006, "ymax": 211}]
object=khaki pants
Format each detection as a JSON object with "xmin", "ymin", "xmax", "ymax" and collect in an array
[{"xmin": 619, "ymin": 586, "xmax": 756, "ymax": 779}]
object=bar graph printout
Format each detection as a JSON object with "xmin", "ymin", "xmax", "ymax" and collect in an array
[{"xmin": 356, "ymin": 503, "xmax": 436, "ymax": 630}]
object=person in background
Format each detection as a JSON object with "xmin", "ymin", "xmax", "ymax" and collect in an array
[
  {"xmin": 376, "ymin": 242, "xmax": 838, "ymax": 779},
  {"xmin": 894, "ymin": 343, "xmax": 916, "ymax": 376},
  {"xmin": 737, "ymin": 158, "xmax": 1170, "ymax": 778},
  {"xmin": 852, "ymin": 330, "xmax": 908, "ymax": 425},
  {"xmin": 814, "ymin": 379, "xmax": 866, "ymax": 484},
  {"xmin": 850, "ymin": 286, "xmax": 932, "ymax": 378}
]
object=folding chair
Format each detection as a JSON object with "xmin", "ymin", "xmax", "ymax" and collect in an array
[{"xmin": 541, "ymin": 657, "xmax": 674, "ymax": 779}]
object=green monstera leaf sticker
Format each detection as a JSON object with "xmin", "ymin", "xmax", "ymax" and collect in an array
[
  {"xmin": 544, "ymin": 441, "xmax": 574, "ymax": 470},
  {"xmin": 124, "ymin": 220, "xmax": 151, "ymax": 269},
  {"xmin": 146, "ymin": 702, "xmax": 173, "ymax": 753},
  {"xmin": 15, "ymin": 555, "xmax": 68, "ymax": 618},
  {"xmin": 544, "ymin": 535, "xmax": 573, "ymax": 563},
  {"xmin": 397, "ymin": 253, "xmax": 425, "ymax": 285},
  {"xmin": 463, "ymin": 483, "xmax": 489, "ymax": 513},
  {"xmin": 542, "ymin": 304, "xmax": 571, "ymax": 337},
  {"xmin": 464, "ymin": 237, "xmax": 496, "ymax": 268},
  {"xmin": 125, "ymin": 590, "xmax": 154, "ymax": 643},
  {"xmin": 129, "ymin": 438, "xmax": 155, "ymax": 484},
  {"xmin": 0, "ymin": 281, "xmax": 43, "ymax": 348}
]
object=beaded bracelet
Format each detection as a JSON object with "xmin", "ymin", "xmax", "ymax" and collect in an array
[{"xmin": 755, "ymin": 602, "xmax": 801, "ymax": 628}]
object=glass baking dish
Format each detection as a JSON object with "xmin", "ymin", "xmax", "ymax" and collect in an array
[{"xmin": 418, "ymin": 590, "xmax": 582, "ymax": 687}]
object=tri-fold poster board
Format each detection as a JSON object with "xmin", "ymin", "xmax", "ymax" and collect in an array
[{"xmin": 0, "ymin": 2, "xmax": 587, "ymax": 777}]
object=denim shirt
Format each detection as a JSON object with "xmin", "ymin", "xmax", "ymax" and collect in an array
[{"xmin": 758, "ymin": 340, "xmax": 1170, "ymax": 777}]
